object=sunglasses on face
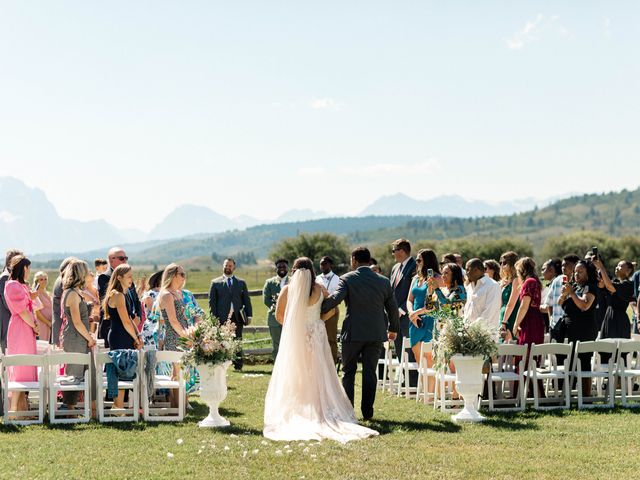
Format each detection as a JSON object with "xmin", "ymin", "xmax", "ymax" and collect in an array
[
  {"xmin": 177, "ymin": 272, "xmax": 186, "ymax": 277},
  {"xmin": 113, "ymin": 256, "xmax": 128, "ymax": 261}
]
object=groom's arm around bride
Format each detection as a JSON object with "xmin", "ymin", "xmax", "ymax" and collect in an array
[{"xmin": 321, "ymin": 247, "xmax": 399, "ymax": 420}]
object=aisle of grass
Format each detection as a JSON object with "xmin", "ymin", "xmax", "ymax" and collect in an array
[{"xmin": 2, "ymin": 363, "xmax": 639, "ymax": 480}]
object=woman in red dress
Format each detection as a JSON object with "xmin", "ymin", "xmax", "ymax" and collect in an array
[{"xmin": 513, "ymin": 257, "xmax": 545, "ymax": 360}]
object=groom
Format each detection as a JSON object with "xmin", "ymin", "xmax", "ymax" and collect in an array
[{"xmin": 321, "ymin": 247, "xmax": 399, "ymax": 420}]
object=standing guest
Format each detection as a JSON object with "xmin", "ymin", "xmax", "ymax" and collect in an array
[
  {"xmin": 61, "ymin": 260, "xmax": 96, "ymax": 410},
  {"xmin": 483, "ymin": 260, "xmax": 501, "ymax": 282},
  {"xmin": 370, "ymin": 263, "xmax": 383, "ymax": 275},
  {"xmin": 432, "ymin": 263, "xmax": 467, "ymax": 307},
  {"xmin": 263, "ymin": 259, "xmax": 289, "ymax": 360},
  {"xmin": 81, "ymin": 272, "xmax": 101, "ymax": 335},
  {"xmin": 316, "ymin": 256, "xmax": 341, "ymax": 363},
  {"xmin": 559, "ymin": 260, "xmax": 598, "ymax": 397},
  {"xmin": 631, "ymin": 265, "xmax": 640, "ymax": 333},
  {"xmin": 390, "ymin": 239, "xmax": 417, "ymax": 386},
  {"xmin": 158, "ymin": 264, "xmax": 192, "ymax": 408},
  {"xmin": 594, "ymin": 258, "xmax": 634, "ymax": 342},
  {"xmin": 539, "ymin": 259, "xmax": 561, "ymax": 332},
  {"xmin": 31, "ymin": 271, "xmax": 53, "ymax": 342},
  {"xmin": 1, "ymin": 249, "xmax": 24, "ymax": 353},
  {"xmin": 546, "ymin": 254, "xmax": 580, "ymax": 343},
  {"xmin": 103, "ymin": 264, "xmax": 142, "ymax": 409},
  {"xmin": 512, "ymin": 258, "xmax": 545, "ymax": 351},
  {"xmin": 52, "ymin": 257, "xmax": 78, "ymax": 346},
  {"xmin": 141, "ymin": 270, "xmax": 164, "ymax": 349},
  {"xmin": 498, "ymin": 252, "xmax": 521, "ymax": 342},
  {"xmin": 209, "ymin": 258, "xmax": 253, "ymax": 370},
  {"xmin": 94, "ymin": 258, "xmax": 108, "ymax": 276},
  {"xmin": 406, "ymin": 250, "xmax": 444, "ymax": 384},
  {"xmin": 454, "ymin": 254, "xmax": 466, "ymax": 276},
  {"xmin": 4, "ymin": 255, "xmax": 38, "ymax": 414},
  {"xmin": 441, "ymin": 253, "xmax": 457, "ymax": 265},
  {"xmin": 97, "ymin": 247, "xmax": 141, "ymax": 348},
  {"xmin": 463, "ymin": 259, "xmax": 502, "ymax": 338}
]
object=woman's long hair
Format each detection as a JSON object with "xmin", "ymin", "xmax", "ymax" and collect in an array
[
  {"xmin": 63, "ymin": 260, "xmax": 89, "ymax": 290},
  {"xmin": 515, "ymin": 257, "xmax": 539, "ymax": 282},
  {"xmin": 417, "ymin": 249, "xmax": 440, "ymax": 280},
  {"xmin": 291, "ymin": 257, "xmax": 315, "ymax": 296},
  {"xmin": 443, "ymin": 263, "xmax": 465, "ymax": 289},
  {"xmin": 159, "ymin": 263, "xmax": 182, "ymax": 296},
  {"xmin": 102, "ymin": 264, "xmax": 132, "ymax": 319},
  {"xmin": 499, "ymin": 251, "xmax": 519, "ymax": 287},
  {"xmin": 9, "ymin": 255, "xmax": 31, "ymax": 284}
]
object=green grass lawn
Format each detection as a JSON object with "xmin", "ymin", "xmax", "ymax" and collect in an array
[{"xmin": 2, "ymin": 364, "xmax": 639, "ymax": 480}]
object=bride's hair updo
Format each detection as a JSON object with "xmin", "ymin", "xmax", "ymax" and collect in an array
[{"xmin": 292, "ymin": 257, "xmax": 316, "ymax": 296}]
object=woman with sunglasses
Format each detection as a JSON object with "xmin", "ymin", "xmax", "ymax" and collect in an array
[{"xmin": 499, "ymin": 251, "xmax": 520, "ymax": 342}]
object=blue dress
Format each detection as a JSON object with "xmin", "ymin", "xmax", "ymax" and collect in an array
[{"xmin": 408, "ymin": 278, "xmax": 436, "ymax": 347}]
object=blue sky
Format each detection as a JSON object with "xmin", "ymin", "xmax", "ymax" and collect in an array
[{"xmin": 0, "ymin": 1, "xmax": 638, "ymax": 230}]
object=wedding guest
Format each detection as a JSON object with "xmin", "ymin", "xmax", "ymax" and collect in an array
[
  {"xmin": 52, "ymin": 257, "xmax": 78, "ymax": 346},
  {"xmin": 594, "ymin": 258, "xmax": 634, "ymax": 343},
  {"xmin": 81, "ymin": 272, "xmax": 101, "ymax": 335},
  {"xmin": 433, "ymin": 263, "xmax": 467, "ymax": 307},
  {"xmin": 209, "ymin": 258, "xmax": 252, "ymax": 370},
  {"xmin": 158, "ymin": 264, "xmax": 192, "ymax": 408},
  {"xmin": 483, "ymin": 260, "xmax": 501, "ymax": 282},
  {"xmin": 316, "ymin": 256, "xmax": 340, "ymax": 363},
  {"xmin": 61, "ymin": 260, "xmax": 96, "ymax": 410},
  {"xmin": 539, "ymin": 259, "xmax": 561, "ymax": 332},
  {"xmin": 498, "ymin": 252, "xmax": 520, "ymax": 342},
  {"xmin": 103, "ymin": 264, "xmax": 142, "ymax": 408},
  {"xmin": 141, "ymin": 270, "xmax": 164, "ymax": 348},
  {"xmin": 98, "ymin": 247, "xmax": 141, "ymax": 348},
  {"xmin": 406, "ymin": 249, "xmax": 444, "ymax": 389},
  {"xmin": 512, "ymin": 258, "xmax": 545, "ymax": 352},
  {"xmin": 4, "ymin": 255, "xmax": 38, "ymax": 414},
  {"xmin": 441, "ymin": 253, "xmax": 457, "ymax": 265},
  {"xmin": 631, "ymin": 265, "xmax": 640, "ymax": 333},
  {"xmin": 559, "ymin": 260, "xmax": 598, "ymax": 397},
  {"xmin": 94, "ymin": 258, "xmax": 108, "ymax": 276},
  {"xmin": 370, "ymin": 263, "xmax": 383, "ymax": 275},
  {"xmin": 263, "ymin": 259, "xmax": 289, "ymax": 360},
  {"xmin": 463, "ymin": 259, "xmax": 502, "ymax": 338},
  {"xmin": 31, "ymin": 271, "xmax": 53, "ymax": 342},
  {"xmin": 390, "ymin": 239, "xmax": 417, "ymax": 385},
  {"xmin": 181, "ymin": 286, "xmax": 204, "ymax": 394},
  {"xmin": 1, "ymin": 249, "xmax": 24, "ymax": 353},
  {"xmin": 455, "ymin": 254, "xmax": 466, "ymax": 276},
  {"xmin": 546, "ymin": 254, "xmax": 580, "ymax": 343}
]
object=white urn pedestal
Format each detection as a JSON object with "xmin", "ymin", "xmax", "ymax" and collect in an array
[
  {"xmin": 197, "ymin": 361, "xmax": 232, "ymax": 428},
  {"xmin": 451, "ymin": 354, "xmax": 485, "ymax": 423}
]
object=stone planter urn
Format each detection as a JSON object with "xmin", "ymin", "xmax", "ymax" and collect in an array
[
  {"xmin": 451, "ymin": 354, "xmax": 485, "ymax": 423},
  {"xmin": 197, "ymin": 360, "xmax": 232, "ymax": 428}
]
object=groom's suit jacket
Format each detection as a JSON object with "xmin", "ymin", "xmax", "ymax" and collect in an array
[
  {"xmin": 209, "ymin": 275, "xmax": 253, "ymax": 324},
  {"xmin": 321, "ymin": 266, "xmax": 399, "ymax": 343}
]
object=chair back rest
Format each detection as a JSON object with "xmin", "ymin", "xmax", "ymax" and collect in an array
[
  {"xmin": 36, "ymin": 340, "xmax": 50, "ymax": 355},
  {"xmin": 154, "ymin": 351, "xmax": 184, "ymax": 363},
  {"xmin": 631, "ymin": 333, "xmax": 640, "ymax": 342},
  {"xmin": 497, "ymin": 343, "xmax": 528, "ymax": 357},
  {"xmin": 420, "ymin": 341, "xmax": 433, "ymax": 355},
  {"xmin": 575, "ymin": 340, "xmax": 617, "ymax": 355},
  {"xmin": 616, "ymin": 340, "xmax": 640, "ymax": 355},
  {"xmin": 530, "ymin": 342, "xmax": 573, "ymax": 357},
  {"xmin": 47, "ymin": 352, "xmax": 92, "ymax": 367},
  {"xmin": 401, "ymin": 337, "xmax": 411, "ymax": 350},
  {"xmin": 1, "ymin": 354, "xmax": 46, "ymax": 367},
  {"xmin": 95, "ymin": 352, "xmax": 113, "ymax": 365}
]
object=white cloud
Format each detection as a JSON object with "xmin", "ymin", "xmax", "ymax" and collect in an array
[
  {"xmin": 309, "ymin": 97, "xmax": 343, "ymax": 111},
  {"xmin": 297, "ymin": 167, "xmax": 327, "ymax": 176},
  {"xmin": 338, "ymin": 158, "xmax": 441, "ymax": 177},
  {"xmin": 505, "ymin": 14, "xmax": 568, "ymax": 50}
]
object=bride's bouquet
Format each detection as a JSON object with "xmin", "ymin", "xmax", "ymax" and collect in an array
[{"xmin": 179, "ymin": 315, "xmax": 242, "ymax": 368}]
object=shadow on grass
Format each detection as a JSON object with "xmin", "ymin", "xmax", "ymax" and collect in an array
[{"xmin": 366, "ymin": 418, "xmax": 462, "ymax": 434}]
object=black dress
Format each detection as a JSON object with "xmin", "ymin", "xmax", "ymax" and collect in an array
[
  {"xmin": 107, "ymin": 304, "xmax": 135, "ymax": 350},
  {"xmin": 563, "ymin": 283, "xmax": 598, "ymax": 371},
  {"xmin": 600, "ymin": 279, "xmax": 634, "ymax": 340}
]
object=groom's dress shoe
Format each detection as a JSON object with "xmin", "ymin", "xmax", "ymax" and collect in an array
[{"xmin": 362, "ymin": 410, "xmax": 374, "ymax": 420}]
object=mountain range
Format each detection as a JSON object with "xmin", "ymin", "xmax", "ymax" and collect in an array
[{"xmin": 0, "ymin": 176, "xmax": 569, "ymax": 255}]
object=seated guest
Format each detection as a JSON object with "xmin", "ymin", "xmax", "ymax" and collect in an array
[
  {"xmin": 32, "ymin": 271, "xmax": 52, "ymax": 343},
  {"xmin": 463, "ymin": 259, "xmax": 502, "ymax": 339},
  {"xmin": 512, "ymin": 258, "xmax": 545, "ymax": 352},
  {"xmin": 483, "ymin": 260, "xmax": 501, "ymax": 282},
  {"xmin": 594, "ymin": 258, "xmax": 634, "ymax": 343},
  {"xmin": 498, "ymin": 252, "xmax": 520, "ymax": 342},
  {"xmin": 4, "ymin": 255, "xmax": 38, "ymax": 415},
  {"xmin": 559, "ymin": 260, "xmax": 598, "ymax": 397},
  {"xmin": 141, "ymin": 270, "xmax": 164, "ymax": 349},
  {"xmin": 103, "ymin": 264, "xmax": 142, "ymax": 409},
  {"xmin": 61, "ymin": 260, "xmax": 96, "ymax": 411}
]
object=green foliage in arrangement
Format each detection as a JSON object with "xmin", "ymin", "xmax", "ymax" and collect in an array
[
  {"xmin": 269, "ymin": 233, "xmax": 351, "ymax": 273},
  {"xmin": 179, "ymin": 316, "xmax": 242, "ymax": 368}
]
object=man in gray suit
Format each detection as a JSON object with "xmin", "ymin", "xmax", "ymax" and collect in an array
[{"xmin": 321, "ymin": 247, "xmax": 399, "ymax": 420}]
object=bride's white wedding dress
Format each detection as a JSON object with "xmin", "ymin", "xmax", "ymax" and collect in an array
[{"xmin": 263, "ymin": 269, "xmax": 378, "ymax": 443}]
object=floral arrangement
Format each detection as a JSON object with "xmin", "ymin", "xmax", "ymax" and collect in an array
[
  {"xmin": 433, "ymin": 308, "xmax": 497, "ymax": 370},
  {"xmin": 179, "ymin": 315, "xmax": 242, "ymax": 367}
]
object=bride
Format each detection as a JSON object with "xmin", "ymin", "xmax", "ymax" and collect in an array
[{"xmin": 263, "ymin": 257, "xmax": 378, "ymax": 443}]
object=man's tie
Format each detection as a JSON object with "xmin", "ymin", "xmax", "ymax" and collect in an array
[
  {"xmin": 393, "ymin": 265, "xmax": 402, "ymax": 288},
  {"xmin": 227, "ymin": 277, "xmax": 232, "ymax": 289}
]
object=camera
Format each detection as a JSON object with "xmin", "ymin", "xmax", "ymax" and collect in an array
[{"xmin": 427, "ymin": 268, "xmax": 434, "ymax": 278}]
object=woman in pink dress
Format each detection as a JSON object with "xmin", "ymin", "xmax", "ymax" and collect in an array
[
  {"xmin": 32, "ymin": 271, "xmax": 52, "ymax": 343},
  {"xmin": 4, "ymin": 256, "xmax": 39, "ymax": 414}
]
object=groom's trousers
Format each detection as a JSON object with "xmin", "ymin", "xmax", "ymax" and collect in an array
[{"xmin": 341, "ymin": 341, "xmax": 383, "ymax": 419}]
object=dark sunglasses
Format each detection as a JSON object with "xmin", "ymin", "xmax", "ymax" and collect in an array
[{"xmin": 114, "ymin": 256, "xmax": 128, "ymax": 261}]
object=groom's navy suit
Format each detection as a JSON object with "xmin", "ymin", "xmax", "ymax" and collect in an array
[{"xmin": 321, "ymin": 266, "xmax": 399, "ymax": 419}]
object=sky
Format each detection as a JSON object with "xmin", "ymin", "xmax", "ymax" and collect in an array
[{"xmin": 0, "ymin": 1, "xmax": 639, "ymax": 231}]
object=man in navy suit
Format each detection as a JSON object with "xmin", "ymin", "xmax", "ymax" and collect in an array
[
  {"xmin": 389, "ymin": 239, "xmax": 417, "ymax": 386},
  {"xmin": 209, "ymin": 258, "xmax": 253, "ymax": 370}
]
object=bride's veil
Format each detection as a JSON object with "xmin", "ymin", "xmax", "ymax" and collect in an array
[{"xmin": 264, "ymin": 268, "xmax": 313, "ymax": 424}]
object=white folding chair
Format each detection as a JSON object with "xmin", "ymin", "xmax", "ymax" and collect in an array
[
  {"xmin": 572, "ymin": 341, "xmax": 616, "ymax": 409},
  {"xmin": 376, "ymin": 341, "xmax": 399, "ymax": 393},
  {"xmin": 616, "ymin": 340, "xmax": 640, "ymax": 407},
  {"xmin": 1, "ymin": 354, "xmax": 46, "ymax": 425},
  {"xmin": 434, "ymin": 363, "xmax": 464, "ymax": 413},
  {"xmin": 524, "ymin": 342, "xmax": 573, "ymax": 410},
  {"xmin": 95, "ymin": 351, "xmax": 140, "ymax": 422},
  {"xmin": 488, "ymin": 344, "xmax": 527, "ymax": 411},
  {"xmin": 141, "ymin": 351, "xmax": 185, "ymax": 421},
  {"xmin": 47, "ymin": 352, "xmax": 92, "ymax": 424},
  {"xmin": 398, "ymin": 337, "xmax": 420, "ymax": 398},
  {"xmin": 416, "ymin": 342, "xmax": 436, "ymax": 405}
]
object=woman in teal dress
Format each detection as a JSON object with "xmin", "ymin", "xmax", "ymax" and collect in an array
[
  {"xmin": 498, "ymin": 252, "xmax": 521, "ymax": 342},
  {"xmin": 432, "ymin": 263, "xmax": 467, "ymax": 311}
]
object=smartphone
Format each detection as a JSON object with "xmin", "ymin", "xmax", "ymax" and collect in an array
[
  {"xmin": 427, "ymin": 268, "xmax": 434, "ymax": 278},
  {"xmin": 592, "ymin": 247, "xmax": 598, "ymax": 259},
  {"xmin": 562, "ymin": 275, "xmax": 568, "ymax": 284}
]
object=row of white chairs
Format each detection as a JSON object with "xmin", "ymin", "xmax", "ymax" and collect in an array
[
  {"xmin": 0, "ymin": 341, "xmax": 185, "ymax": 425},
  {"xmin": 378, "ymin": 337, "xmax": 640, "ymax": 412}
]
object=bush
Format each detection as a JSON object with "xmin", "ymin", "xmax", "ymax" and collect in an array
[
  {"xmin": 540, "ymin": 231, "xmax": 621, "ymax": 270},
  {"xmin": 269, "ymin": 233, "xmax": 351, "ymax": 273}
]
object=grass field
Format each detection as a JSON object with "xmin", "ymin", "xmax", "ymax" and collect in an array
[{"xmin": 2, "ymin": 363, "xmax": 640, "ymax": 480}]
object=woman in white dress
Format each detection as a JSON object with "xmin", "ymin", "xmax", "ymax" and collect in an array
[{"xmin": 263, "ymin": 257, "xmax": 378, "ymax": 443}]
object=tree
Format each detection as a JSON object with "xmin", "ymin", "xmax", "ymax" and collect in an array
[
  {"xmin": 269, "ymin": 233, "xmax": 351, "ymax": 273},
  {"xmin": 540, "ymin": 231, "xmax": 621, "ymax": 270}
]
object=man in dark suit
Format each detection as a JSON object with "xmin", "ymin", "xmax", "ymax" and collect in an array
[
  {"xmin": 389, "ymin": 238, "xmax": 417, "ymax": 386},
  {"xmin": 97, "ymin": 247, "xmax": 141, "ymax": 348},
  {"xmin": 321, "ymin": 247, "xmax": 399, "ymax": 420},
  {"xmin": 209, "ymin": 258, "xmax": 253, "ymax": 370}
]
